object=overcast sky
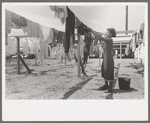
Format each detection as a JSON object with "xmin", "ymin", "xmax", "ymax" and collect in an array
[{"xmin": 4, "ymin": 3, "xmax": 147, "ymax": 32}]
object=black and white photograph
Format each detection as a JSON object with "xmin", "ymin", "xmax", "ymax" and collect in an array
[{"xmin": 2, "ymin": 2, "xmax": 148, "ymax": 121}]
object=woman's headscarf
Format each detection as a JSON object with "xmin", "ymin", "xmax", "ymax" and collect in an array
[{"xmin": 107, "ymin": 28, "xmax": 116, "ymax": 37}]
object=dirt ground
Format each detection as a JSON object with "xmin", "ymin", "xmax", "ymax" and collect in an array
[{"xmin": 5, "ymin": 58, "xmax": 144, "ymax": 100}]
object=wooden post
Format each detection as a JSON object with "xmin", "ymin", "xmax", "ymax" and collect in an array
[
  {"xmin": 17, "ymin": 37, "xmax": 20, "ymax": 74},
  {"xmin": 120, "ymin": 42, "xmax": 122, "ymax": 59},
  {"xmin": 19, "ymin": 54, "xmax": 31, "ymax": 74},
  {"xmin": 77, "ymin": 34, "xmax": 81, "ymax": 78}
]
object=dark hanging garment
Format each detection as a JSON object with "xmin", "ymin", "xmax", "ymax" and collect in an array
[
  {"xmin": 63, "ymin": 7, "xmax": 75, "ymax": 53},
  {"xmin": 11, "ymin": 12, "xmax": 27, "ymax": 28},
  {"xmin": 84, "ymin": 32, "xmax": 92, "ymax": 55},
  {"xmin": 77, "ymin": 23, "xmax": 87, "ymax": 35},
  {"xmin": 57, "ymin": 31, "xmax": 65, "ymax": 44}
]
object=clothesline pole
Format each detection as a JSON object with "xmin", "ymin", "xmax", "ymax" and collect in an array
[
  {"xmin": 77, "ymin": 34, "xmax": 81, "ymax": 78},
  {"xmin": 16, "ymin": 37, "xmax": 20, "ymax": 74}
]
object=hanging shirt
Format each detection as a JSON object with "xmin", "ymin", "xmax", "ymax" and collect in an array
[
  {"xmin": 5, "ymin": 9, "xmax": 12, "ymax": 34},
  {"xmin": 63, "ymin": 7, "xmax": 75, "ymax": 53}
]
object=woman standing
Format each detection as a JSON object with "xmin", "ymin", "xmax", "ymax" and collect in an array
[{"xmin": 88, "ymin": 28, "xmax": 116, "ymax": 93}]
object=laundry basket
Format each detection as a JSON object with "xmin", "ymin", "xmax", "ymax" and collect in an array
[{"xmin": 118, "ymin": 77, "xmax": 131, "ymax": 90}]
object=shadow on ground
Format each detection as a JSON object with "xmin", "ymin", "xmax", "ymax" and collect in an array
[
  {"xmin": 93, "ymin": 87, "xmax": 138, "ymax": 99},
  {"xmin": 61, "ymin": 75, "xmax": 97, "ymax": 99},
  {"xmin": 105, "ymin": 87, "xmax": 138, "ymax": 99}
]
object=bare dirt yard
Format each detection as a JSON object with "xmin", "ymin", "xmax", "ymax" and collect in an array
[{"xmin": 5, "ymin": 58, "xmax": 144, "ymax": 100}]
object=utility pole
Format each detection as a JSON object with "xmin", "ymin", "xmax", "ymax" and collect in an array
[{"xmin": 126, "ymin": 5, "xmax": 128, "ymax": 35}]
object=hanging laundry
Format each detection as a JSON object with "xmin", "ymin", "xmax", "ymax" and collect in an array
[
  {"xmin": 139, "ymin": 22, "xmax": 144, "ymax": 40},
  {"xmin": 26, "ymin": 38, "xmax": 36, "ymax": 54},
  {"xmin": 84, "ymin": 31, "xmax": 92, "ymax": 54},
  {"xmin": 50, "ymin": 6, "xmax": 68, "ymax": 25},
  {"xmin": 7, "ymin": 37, "xmax": 17, "ymax": 55},
  {"xmin": 57, "ymin": 31, "xmax": 65, "ymax": 44},
  {"xmin": 5, "ymin": 9, "xmax": 12, "ymax": 34},
  {"xmin": 52, "ymin": 28, "xmax": 59, "ymax": 42},
  {"xmin": 20, "ymin": 38, "xmax": 29, "ymax": 55},
  {"xmin": 75, "ymin": 16, "xmax": 82, "ymax": 28},
  {"xmin": 49, "ymin": 40, "xmax": 57, "ymax": 48},
  {"xmin": 77, "ymin": 22, "xmax": 87, "ymax": 35},
  {"xmin": 132, "ymin": 31, "xmax": 137, "ymax": 52},
  {"xmin": 39, "ymin": 40, "xmax": 45, "ymax": 62},
  {"xmin": 11, "ymin": 12, "xmax": 27, "ymax": 28},
  {"xmin": 5, "ymin": 45, "xmax": 10, "ymax": 57},
  {"xmin": 33, "ymin": 38, "xmax": 41, "ymax": 60},
  {"xmin": 63, "ymin": 7, "xmax": 75, "ymax": 53},
  {"xmin": 41, "ymin": 25, "xmax": 51, "ymax": 41},
  {"xmin": 22, "ymin": 20, "xmax": 40, "ymax": 38},
  {"xmin": 5, "ymin": 33, "xmax": 8, "ymax": 45}
]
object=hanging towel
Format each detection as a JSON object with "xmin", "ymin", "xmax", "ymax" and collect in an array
[
  {"xmin": 63, "ymin": 7, "xmax": 75, "ymax": 53},
  {"xmin": 5, "ymin": 9, "xmax": 12, "ymax": 34}
]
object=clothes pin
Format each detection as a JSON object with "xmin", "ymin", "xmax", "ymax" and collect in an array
[
  {"xmin": 16, "ymin": 37, "xmax": 20, "ymax": 74},
  {"xmin": 77, "ymin": 34, "xmax": 81, "ymax": 78}
]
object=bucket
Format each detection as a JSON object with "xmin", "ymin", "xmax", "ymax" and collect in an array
[{"xmin": 118, "ymin": 77, "xmax": 131, "ymax": 90}]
